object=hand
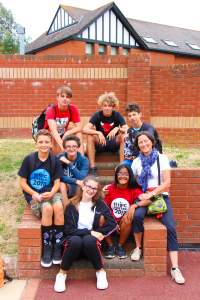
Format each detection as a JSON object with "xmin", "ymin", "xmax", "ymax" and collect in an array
[
  {"xmin": 107, "ymin": 127, "xmax": 119, "ymax": 140},
  {"xmin": 122, "ymin": 206, "xmax": 135, "ymax": 225},
  {"xmin": 40, "ymin": 191, "xmax": 54, "ymax": 201},
  {"xmin": 97, "ymin": 132, "xmax": 106, "ymax": 145},
  {"xmin": 32, "ymin": 192, "xmax": 42, "ymax": 202},
  {"xmin": 102, "ymin": 184, "xmax": 111, "ymax": 194},
  {"xmin": 76, "ymin": 180, "xmax": 84, "ymax": 188},
  {"xmin": 60, "ymin": 156, "xmax": 70, "ymax": 164},
  {"xmin": 138, "ymin": 193, "xmax": 152, "ymax": 201},
  {"xmin": 91, "ymin": 230, "xmax": 104, "ymax": 241}
]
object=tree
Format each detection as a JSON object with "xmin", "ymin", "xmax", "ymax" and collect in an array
[{"xmin": 0, "ymin": 2, "xmax": 19, "ymax": 54}]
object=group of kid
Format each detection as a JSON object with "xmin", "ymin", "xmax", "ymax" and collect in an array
[{"xmin": 18, "ymin": 86, "xmax": 185, "ymax": 293}]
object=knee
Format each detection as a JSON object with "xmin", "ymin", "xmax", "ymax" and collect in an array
[
  {"xmin": 82, "ymin": 235, "xmax": 96, "ymax": 248},
  {"xmin": 42, "ymin": 204, "xmax": 53, "ymax": 218},
  {"xmin": 53, "ymin": 203, "xmax": 64, "ymax": 219},
  {"xmin": 99, "ymin": 215, "xmax": 106, "ymax": 227},
  {"xmin": 69, "ymin": 236, "xmax": 82, "ymax": 249},
  {"xmin": 133, "ymin": 210, "xmax": 145, "ymax": 224}
]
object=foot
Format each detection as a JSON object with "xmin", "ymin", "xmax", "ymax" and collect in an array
[
  {"xmin": 104, "ymin": 245, "xmax": 116, "ymax": 259},
  {"xmin": 130, "ymin": 247, "xmax": 142, "ymax": 261},
  {"xmin": 53, "ymin": 244, "xmax": 62, "ymax": 265},
  {"xmin": 171, "ymin": 267, "xmax": 185, "ymax": 284},
  {"xmin": 96, "ymin": 270, "xmax": 108, "ymax": 290},
  {"xmin": 89, "ymin": 167, "xmax": 97, "ymax": 177},
  {"xmin": 115, "ymin": 244, "xmax": 127, "ymax": 259},
  {"xmin": 41, "ymin": 244, "xmax": 53, "ymax": 268},
  {"xmin": 54, "ymin": 272, "xmax": 67, "ymax": 292}
]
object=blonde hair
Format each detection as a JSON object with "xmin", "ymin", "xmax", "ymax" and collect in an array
[
  {"xmin": 56, "ymin": 86, "xmax": 72, "ymax": 98},
  {"xmin": 97, "ymin": 92, "xmax": 119, "ymax": 108}
]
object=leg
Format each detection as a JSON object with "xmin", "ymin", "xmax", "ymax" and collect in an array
[
  {"xmin": 60, "ymin": 182, "xmax": 69, "ymax": 209},
  {"xmin": 87, "ymin": 134, "xmax": 99, "ymax": 168},
  {"xmin": 54, "ymin": 236, "xmax": 83, "ymax": 292},
  {"xmin": 52, "ymin": 138, "xmax": 62, "ymax": 155},
  {"xmin": 119, "ymin": 216, "xmax": 132, "ymax": 246},
  {"xmin": 76, "ymin": 132, "xmax": 84, "ymax": 155},
  {"xmin": 52, "ymin": 196, "xmax": 64, "ymax": 264},
  {"xmin": 116, "ymin": 133, "xmax": 125, "ymax": 162}
]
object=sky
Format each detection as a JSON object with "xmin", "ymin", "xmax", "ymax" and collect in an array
[{"xmin": 1, "ymin": 0, "xmax": 200, "ymax": 41}]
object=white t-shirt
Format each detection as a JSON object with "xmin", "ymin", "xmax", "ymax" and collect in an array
[
  {"xmin": 78, "ymin": 201, "xmax": 95, "ymax": 230},
  {"xmin": 131, "ymin": 153, "xmax": 170, "ymax": 191}
]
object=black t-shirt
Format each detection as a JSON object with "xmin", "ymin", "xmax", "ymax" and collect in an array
[
  {"xmin": 18, "ymin": 152, "xmax": 63, "ymax": 203},
  {"xmin": 89, "ymin": 111, "xmax": 125, "ymax": 137}
]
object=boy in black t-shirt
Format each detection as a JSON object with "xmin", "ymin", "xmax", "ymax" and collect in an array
[
  {"xmin": 83, "ymin": 92, "xmax": 127, "ymax": 175},
  {"xmin": 123, "ymin": 103, "xmax": 162, "ymax": 166},
  {"xmin": 18, "ymin": 129, "xmax": 64, "ymax": 268}
]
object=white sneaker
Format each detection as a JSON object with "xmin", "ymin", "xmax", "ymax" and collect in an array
[
  {"xmin": 96, "ymin": 270, "xmax": 108, "ymax": 290},
  {"xmin": 171, "ymin": 268, "xmax": 185, "ymax": 284},
  {"xmin": 54, "ymin": 272, "xmax": 67, "ymax": 292},
  {"xmin": 131, "ymin": 247, "xmax": 142, "ymax": 261}
]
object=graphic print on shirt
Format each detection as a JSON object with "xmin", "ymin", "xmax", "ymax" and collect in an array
[
  {"xmin": 100, "ymin": 121, "xmax": 114, "ymax": 135},
  {"xmin": 63, "ymin": 161, "xmax": 77, "ymax": 178},
  {"xmin": 55, "ymin": 117, "xmax": 69, "ymax": 135},
  {"xmin": 111, "ymin": 198, "xmax": 130, "ymax": 219},
  {"xmin": 29, "ymin": 168, "xmax": 51, "ymax": 191}
]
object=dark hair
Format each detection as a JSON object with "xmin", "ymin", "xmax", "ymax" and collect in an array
[
  {"xmin": 114, "ymin": 163, "xmax": 138, "ymax": 189},
  {"xmin": 134, "ymin": 131, "xmax": 155, "ymax": 151},
  {"xmin": 125, "ymin": 103, "xmax": 141, "ymax": 114},
  {"xmin": 35, "ymin": 129, "xmax": 52, "ymax": 142},
  {"xmin": 63, "ymin": 135, "xmax": 81, "ymax": 148},
  {"xmin": 70, "ymin": 176, "xmax": 103, "ymax": 208}
]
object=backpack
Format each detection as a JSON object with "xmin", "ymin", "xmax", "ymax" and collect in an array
[{"xmin": 32, "ymin": 104, "xmax": 72, "ymax": 140}]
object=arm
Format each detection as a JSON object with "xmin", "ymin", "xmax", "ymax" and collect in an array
[
  {"xmin": 47, "ymin": 119, "xmax": 64, "ymax": 151},
  {"xmin": 83, "ymin": 122, "xmax": 106, "ymax": 145},
  {"xmin": 94, "ymin": 201, "xmax": 117, "ymax": 236},
  {"xmin": 40, "ymin": 178, "xmax": 60, "ymax": 200},
  {"xmin": 19, "ymin": 177, "xmax": 41, "ymax": 201},
  {"xmin": 62, "ymin": 122, "xmax": 82, "ymax": 138}
]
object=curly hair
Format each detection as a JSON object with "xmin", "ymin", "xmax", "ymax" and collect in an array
[{"xmin": 97, "ymin": 92, "xmax": 119, "ymax": 108}]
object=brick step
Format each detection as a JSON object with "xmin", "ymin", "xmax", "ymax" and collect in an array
[
  {"xmin": 97, "ymin": 175, "xmax": 114, "ymax": 185},
  {"xmin": 96, "ymin": 152, "xmax": 119, "ymax": 163}
]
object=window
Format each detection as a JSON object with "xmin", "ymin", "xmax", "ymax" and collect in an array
[
  {"xmin": 187, "ymin": 43, "xmax": 200, "ymax": 50},
  {"xmin": 143, "ymin": 37, "xmax": 158, "ymax": 44},
  {"xmin": 98, "ymin": 44, "xmax": 106, "ymax": 55},
  {"xmin": 123, "ymin": 48, "xmax": 129, "ymax": 55},
  {"xmin": 85, "ymin": 43, "xmax": 93, "ymax": 55},
  {"xmin": 163, "ymin": 40, "xmax": 178, "ymax": 47},
  {"xmin": 111, "ymin": 46, "xmax": 118, "ymax": 55}
]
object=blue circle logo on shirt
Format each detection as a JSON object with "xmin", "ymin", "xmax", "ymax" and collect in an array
[{"xmin": 30, "ymin": 169, "xmax": 50, "ymax": 191}]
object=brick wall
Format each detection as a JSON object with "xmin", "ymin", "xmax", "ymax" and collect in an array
[{"xmin": 0, "ymin": 54, "xmax": 200, "ymax": 146}]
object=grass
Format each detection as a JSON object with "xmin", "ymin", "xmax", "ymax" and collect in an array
[{"xmin": 0, "ymin": 138, "xmax": 199, "ymax": 256}]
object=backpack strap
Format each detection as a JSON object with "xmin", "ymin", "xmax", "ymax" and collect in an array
[
  {"xmin": 156, "ymin": 156, "xmax": 161, "ymax": 185},
  {"xmin": 49, "ymin": 153, "xmax": 56, "ymax": 179},
  {"xmin": 68, "ymin": 104, "xmax": 72, "ymax": 122},
  {"xmin": 29, "ymin": 152, "xmax": 37, "ymax": 173}
]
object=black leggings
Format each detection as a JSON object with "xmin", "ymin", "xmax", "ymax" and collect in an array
[{"xmin": 61, "ymin": 235, "xmax": 103, "ymax": 271}]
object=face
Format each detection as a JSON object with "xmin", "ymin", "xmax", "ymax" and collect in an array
[
  {"xmin": 57, "ymin": 93, "xmax": 71, "ymax": 110},
  {"xmin": 117, "ymin": 167, "xmax": 129, "ymax": 185},
  {"xmin": 102, "ymin": 101, "xmax": 114, "ymax": 117},
  {"xmin": 127, "ymin": 111, "xmax": 142, "ymax": 128},
  {"xmin": 36, "ymin": 135, "xmax": 52, "ymax": 153},
  {"xmin": 83, "ymin": 179, "xmax": 98, "ymax": 199},
  {"xmin": 64, "ymin": 140, "xmax": 79, "ymax": 157},
  {"xmin": 137, "ymin": 134, "xmax": 153, "ymax": 155}
]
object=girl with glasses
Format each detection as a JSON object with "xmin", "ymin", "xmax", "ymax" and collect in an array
[
  {"xmin": 54, "ymin": 176, "xmax": 117, "ymax": 293},
  {"xmin": 103, "ymin": 164, "xmax": 142, "ymax": 259}
]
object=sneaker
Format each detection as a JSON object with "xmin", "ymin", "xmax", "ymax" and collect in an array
[
  {"xmin": 96, "ymin": 270, "xmax": 108, "ymax": 290},
  {"xmin": 53, "ymin": 244, "xmax": 62, "ymax": 265},
  {"xmin": 41, "ymin": 244, "xmax": 53, "ymax": 268},
  {"xmin": 115, "ymin": 244, "xmax": 127, "ymax": 259},
  {"xmin": 130, "ymin": 247, "xmax": 142, "ymax": 261},
  {"xmin": 104, "ymin": 245, "xmax": 116, "ymax": 259},
  {"xmin": 171, "ymin": 268, "xmax": 185, "ymax": 284},
  {"xmin": 54, "ymin": 272, "xmax": 67, "ymax": 292},
  {"xmin": 89, "ymin": 167, "xmax": 97, "ymax": 177}
]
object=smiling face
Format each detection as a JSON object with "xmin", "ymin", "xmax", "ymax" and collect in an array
[
  {"xmin": 82, "ymin": 179, "xmax": 99, "ymax": 200},
  {"xmin": 101, "ymin": 101, "xmax": 114, "ymax": 117},
  {"xmin": 137, "ymin": 134, "xmax": 153, "ymax": 156},
  {"xmin": 36, "ymin": 134, "xmax": 52, "ymax": 154},
  {"xmin": 57, "ymin": 93, "xmax": 71, "ymax": 111},
  {"xmin": 64, "ymin": 140, "xmax": 79, "ymax": 159},
  {"xmin": 117, "ymin": 167, "xmax": 130, "ymax": 186},
  {"xmin": 127, "ymin": 111, "xmax": 142, "ymax": 128}
]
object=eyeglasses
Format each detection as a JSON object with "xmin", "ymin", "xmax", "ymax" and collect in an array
[
  {"xmin": 117, "ymin": 172, "xmax": 129, "ymax": 177},
  {"xmin": 65, "ymin": 145, "xmax": 78, "ymax": 149},
  {"xmin": 85, "ymin": 184, "xmax": 98, "ymax": 192}
]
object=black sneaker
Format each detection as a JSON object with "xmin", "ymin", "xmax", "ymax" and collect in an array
[
  {"xmin": 89, "ymin": 167, "xmax": 97, "ymax": 177},
  {"xmin": 41, "ymin": 244, "xmax": 53, "ymax": 268},
  {"xmin": 115, "ymin": 244, "xmax": 127, "ymax": 259},
  {"xmin": 104, "ymin": 245, "xmax": 116, "ymax": 259},
  {"xmin": 53, "ymin": 244, "xmax": 62, "ymax": 265}
]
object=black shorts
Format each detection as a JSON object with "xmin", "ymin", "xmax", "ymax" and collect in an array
[{"xmin": 95, "ymin": 138, "xmax": 119, "ymax": 153}]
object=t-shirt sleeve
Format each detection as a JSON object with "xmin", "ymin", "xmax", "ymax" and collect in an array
[
  {"xmin": 115, "ymin": 112, "xmax": 126, "ymax": 126},
  {"xmin": 45, "ymin": 106, "xmax": 56, "ymax": 121},
  {"xmin": 53, "ymin": 157, "xmax": 64, "ymax": 180},
  {"xmin": 18, "ymin": 155, "xmax": 31, "ymax": 179},
  {"xmin": 159, "ymin": 154, "xmax": 170, "ymax": 171},
  {"xmin": 89, "ymin": 112, "xmax": 99, "ymax": 126},
  {"xmin": 70, "ymin": 105, "xmax": 80, "ymax": 123}
]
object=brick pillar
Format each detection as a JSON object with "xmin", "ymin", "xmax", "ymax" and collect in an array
[
  {"xmin": 127, "ymin": 54, "xmax": 152, "ymax": 122},
  {"xmin": 143, "ymin": 218, "xmax": 167, "ymax": 277},
  {"xmin": 94, "ymin": 43, "xmax": 99, "ymax": 55}
]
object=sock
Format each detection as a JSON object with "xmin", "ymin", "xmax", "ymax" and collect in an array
[
  {"xmin": 54, "ymin": 225, "xmax": 64, "ymax": 246},
  {"xmin": 41, "ymin": 225, "xmax": 53, "ymax": 246}
]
